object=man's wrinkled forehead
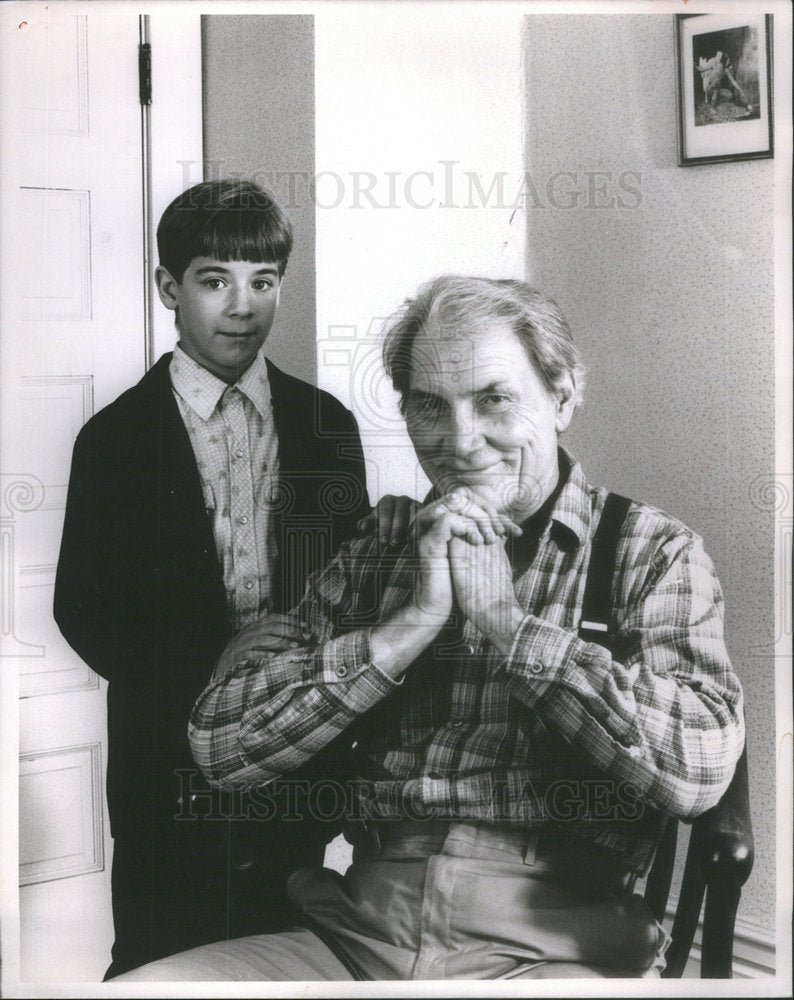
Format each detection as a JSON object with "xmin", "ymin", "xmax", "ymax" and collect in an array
[{"xmin": 408, "ymin": 321, "xmax": 524, "ymax": 390}]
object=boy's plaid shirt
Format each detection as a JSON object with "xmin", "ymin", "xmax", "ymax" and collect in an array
[{"xmin": 189, "ymin": 453, "xmax": 744, "ymax": 873}]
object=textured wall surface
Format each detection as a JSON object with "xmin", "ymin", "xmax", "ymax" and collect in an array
[
  {"xmin": 524, "ymin": 14, "xmax": 776, "ymax": 934},
  {"xmin": 202, "ymin": 15, "xmax": 316, "ymax": 381}
]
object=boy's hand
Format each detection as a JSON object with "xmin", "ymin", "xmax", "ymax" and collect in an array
[
  {"xmin": 226, "ymin": 613, "xmax": 314, "ymax": 657},
  {"xmin": 213, "ymin": 613, "xmax": 315, "ymax": 682},
  {"xmin": 357, "ymin": 494, "xmax": 418, "ymax": 548}
]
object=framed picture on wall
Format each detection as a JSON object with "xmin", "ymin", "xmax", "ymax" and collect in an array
[{"xmin": 675, "ymin": 12, "xmax": 773, "ymax": 166}]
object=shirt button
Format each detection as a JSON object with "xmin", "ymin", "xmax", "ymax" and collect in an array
[
  {"xmin": 234, "ymin": 448, "xmax": 244, "ymax": 458},
  {"xmin": 628, "ymin": 745, "xmax": 642, "ymax": 758},
  {"xmin": 335, "ymin": 665, "xmax": 348, "ymax": 678},
  {"xmin": 465, "ymin": 644, "xmax": 476, "ymax": 655},
  {"xmin": 244, "ymin": 580, "xmax": 254, "ymax": 590},
  {"xmin": 451, "ymin": 718, "xmax": 464, "ymax": 728},
  {"xmin": 236, "ymin": 515, "xmax": 249, "ymax": 525},
  {"xmin": 530, "ymin": 662, "xmax": 544, "ymax": 674}
]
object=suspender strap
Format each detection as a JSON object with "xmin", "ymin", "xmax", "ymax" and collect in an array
[{"xmin": 578, "ymin": 492, "xmax": 632, "ymax": 648}]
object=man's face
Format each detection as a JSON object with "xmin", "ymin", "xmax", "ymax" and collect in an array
[
  {"xmin": 155, "ymin": 257, "xmax": 282, "ymax": 383},
  {"xmin": 405, "ymin": 321, "xmax": 574, "ymax": 518}
]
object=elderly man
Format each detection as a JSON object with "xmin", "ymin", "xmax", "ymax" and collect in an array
[{"xmin": 115, "ymin": 276, "xmax": 744, "ymax": 982}]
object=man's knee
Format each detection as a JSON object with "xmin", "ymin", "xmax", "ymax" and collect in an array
[{"xmin": 109, "ymin": 927, "xmax": 354, "ymax": 982}]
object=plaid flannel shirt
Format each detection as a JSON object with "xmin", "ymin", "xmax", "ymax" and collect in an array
[{"xmin": 189, "ymin": 452, "xmax": 744, "ymax": 873}]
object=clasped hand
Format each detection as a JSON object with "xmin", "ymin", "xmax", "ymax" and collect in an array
[
  {"xmin": 410, "ymin": 490, "xmax": 525, "ymax": 645},
  {"xmin": 225, "ymin": 491, "xmax": 526, "ymax": 663}
]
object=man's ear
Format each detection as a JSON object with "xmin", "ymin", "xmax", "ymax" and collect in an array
[
  {"xmin": 154, "ymin": 266, "xmax": 180, "ymax": 312},
  {"xmin": 554, "ymin": 373, "xmax": 577, "ymax": 433}
]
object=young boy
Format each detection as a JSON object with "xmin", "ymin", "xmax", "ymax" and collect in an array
[{"xmin": 54, "ymin": 179, "xmax": 405, "ymax": 977}]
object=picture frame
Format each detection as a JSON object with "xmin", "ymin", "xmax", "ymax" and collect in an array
[{"xmin": 675, "ymin": 12, "xmax": 773, "ymax": 166}]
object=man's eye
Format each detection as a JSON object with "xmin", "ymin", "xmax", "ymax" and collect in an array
[
  {"xmin": 480, "ymin": 394, "xmax": 510, "ymax": 410},
  {"xmin": 409, "ymin": 398, "xmax": 442, "ymax": 423}
]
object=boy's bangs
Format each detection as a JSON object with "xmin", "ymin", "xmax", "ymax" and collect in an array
[{"xmin": 200, "ymin": 214, "xmax": 289, "ymax": 267}]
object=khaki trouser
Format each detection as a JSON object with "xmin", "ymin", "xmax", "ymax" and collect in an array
[{"xmin": 113, "ymin": 820, "xmax": 669, "ymax": 982}]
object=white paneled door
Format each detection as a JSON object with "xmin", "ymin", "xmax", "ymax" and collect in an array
[{"xmin": 0, "ymin": 5, "xmax": 201, "ymax": 984}]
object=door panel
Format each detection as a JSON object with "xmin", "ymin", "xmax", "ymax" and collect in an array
[
  {"xmin": 1, "ymin": 8, "xmax": 142, "ymax": 983},
  {"xmin": 1, "ymin": 6, "xmax": 203, "ymax": 984}
]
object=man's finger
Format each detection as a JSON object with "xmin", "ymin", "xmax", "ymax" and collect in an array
[
  {"xmin": 424, "ymin": 510, "xmax": 497, "ymax": 547},
  {"xmin": 441, "ymin": 491, "xmax": 518, "ymax": 544}
]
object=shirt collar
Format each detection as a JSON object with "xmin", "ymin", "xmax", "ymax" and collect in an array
[
  {"xmin": 547, "ymin": 447, "xmax": 592, "ymax": 547},
  {"xmin": 170, "ymin": 345, "xmax": 273, "ymax": 422},
  {"xmin": 233, "ymin": 349, "xmax": 273, "ymax": 421}
]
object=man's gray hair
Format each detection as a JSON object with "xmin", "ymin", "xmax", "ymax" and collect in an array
[{"xmin": 382, "ymin": 275, "xmax": 586, "ymax": 413}]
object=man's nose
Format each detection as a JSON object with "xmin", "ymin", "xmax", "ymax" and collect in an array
[{"xmin": 445, "ymin": 408, "xmax": 482, "ymax": 458}]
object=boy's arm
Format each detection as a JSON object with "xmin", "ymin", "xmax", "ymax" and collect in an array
[
  {"xmin": 53, "ymin": 425, "xmax": 168, "ymax": 684},
  {"xmin": 327, "ymin": 401, "xmax": 372, "ymax": 544},
  {"xmin": 54, "ymin": 427, "xmax": 112, "ymax": 677}
]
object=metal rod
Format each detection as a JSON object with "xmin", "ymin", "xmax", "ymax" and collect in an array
[{"xmin": 139, "ymin": 14, "xmax": 154, "ymax": 371}]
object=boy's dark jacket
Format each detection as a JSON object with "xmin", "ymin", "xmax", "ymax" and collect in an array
[{"xmin": 54, "ymin": 353, "xmax": 370, "ymax": 843}]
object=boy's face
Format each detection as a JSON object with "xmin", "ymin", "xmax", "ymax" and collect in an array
[{"xmin": 155, "ymin": 258, "xmax": 282, "ymax": 383}]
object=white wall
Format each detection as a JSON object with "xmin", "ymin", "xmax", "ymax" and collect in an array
[
  {"xmin": 523, "ymin": 6, "xmax": 790, "ymax": 949},
  {"xmin": 315, "ymin": 7, "xmax": 526, "ymax": 504}
]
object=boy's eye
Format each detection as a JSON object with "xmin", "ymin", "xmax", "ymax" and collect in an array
[
  {"xmin": 251, "ymin": 279, "xmax": 273, "ymax": 291},
  {"xmin": 203, "ymin": 277, "xmax": 225, "ymax": 290}
]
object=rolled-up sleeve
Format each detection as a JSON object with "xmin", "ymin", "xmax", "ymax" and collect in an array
[{"xmin": 496, "ymin": 530, "xmax": 744, "ymax": 819}]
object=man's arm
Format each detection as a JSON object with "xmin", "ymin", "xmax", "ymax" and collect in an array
[
  {"xmin": 451, "ymin": 522, "xmax": 745, "ymax": 821},
  {"xmin": 189, "ymin": 543, "xmax": 437, "ymax": 787},
  {"xmin": 189, "ymin": 497, "xmax": 511, "ymax": 787}
]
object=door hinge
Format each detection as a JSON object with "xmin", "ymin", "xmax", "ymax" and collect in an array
[{"xmin": 139, "ymin": 42, "xmax": 152, "ymax": 105}]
